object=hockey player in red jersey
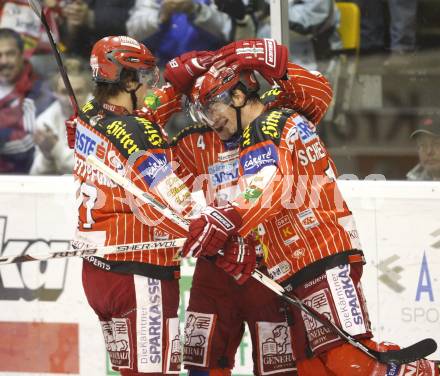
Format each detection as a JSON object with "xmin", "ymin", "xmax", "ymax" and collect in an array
[
  {"xmin": 170, "ymin": 60, "xmax": 334, "ymax": 376},
  {"xmin": 163, "ymin": 39, "xmax": 334, "ymax": 376},
  {"xmin": 71, "ymin": 35, "xmax": 208, "ymax": 376},
  {"xmin": 180, "ymin": 41, "xmax": 439, "ymax": 375}
]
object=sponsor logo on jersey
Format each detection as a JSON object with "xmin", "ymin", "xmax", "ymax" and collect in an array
[
  {"xmin": 293, "ymin": 115, "xmax": 317, "ymax": 144},
  {"xmin": 101, "ymin": 318, "xmax": 132, "ymax": 369},
  {"xmin": 285, "ymin": 126, "xmax": 299, "ymax": 152},
  {"xmin": 107, "ymin": 150, "xmax": 126, "ymax": 175},
  {"xmin": 165, "ymin": 318, "xmax": 182, "ymax": 372},
  {"xmin": 301, "ymin": 289, "xmax": 338, "ymax": 352},
  {"xmin": 74, "ymin": 158, "xmax": 117, "ymax": 188},
  {"xmin": 183, "ymin": 312, "xmax": 215, "ymax": 367},
  {"xmin": 106, "ymin": 121, "xmax": 140, "ymax": 155},
  {"xmin": 326, "ymin": 264, "xmax": 367, "ymax": 336},
  {"xmin": 136, "ymin": 117, "xmax": 165, "ymax": 147},
  {"xmin": 138, "ymin": 153, "xmax": 172, "ymax": 187},
  {"xmin": 268, "ymin": 260, "xmax": 291, "ymax": 281},
  {"xmin": 75, "ymin": 123, "xmax": 108, "ymax": 159},
  {"xmin": 261, "ymin": 110, "xmax": 282, "ymax": 140},
  {"xmin": 338, "ymin": 215, "xmax": 362, "ymax": 249},
  {"xmin": 153, "ymin": 229, "xmax": 170, "ymax": 241},
  {"xmin": 158, "ymin": 175, "xmax": 191, "ymax": 209},
  {"xmin": 292, "ymin": 248, "xmax": 305, "ymax": 259},
  {"xmin": 297, "ymin": 208, "xmax": 319, "ymax": 230},
  {"xmin": 208, "ymin": 159, "xmax": 239, "ymax": 187},
  {"xmin": 243, "ymin": 185, "xmax": 263, "ymax": 203},
  {"xmin": 242, "ymin": 124, "xmax": 252, "ymax": 147},
  {"xmin": 135, "ymin": 276, "xmax": 163, "ymax": 373},
  {"xmin": 276, "ymin": 216, "xmax": 300, "ymax": 245},
  {"xmin": 298, "ymin": 139, "xmax": 327, "ymax": 166},
  {"xmin": 240, "ymin": 144, "xmax": 278, "ymax": 175},
  {"xmin": 256, "ymin": 321, "xmax": 297, "ymax": 374},
  {"xmin": 217, "ymin": 148, "xmax": 239, "ymax": 162},
  {"xmin": 260, "ymin": 88, "xmax": 281, "ymax": 101}
]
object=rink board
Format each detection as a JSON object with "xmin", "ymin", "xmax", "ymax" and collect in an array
[{"xmin": 0, "ymin": 176, "xmax": 439, "ymax": 375}]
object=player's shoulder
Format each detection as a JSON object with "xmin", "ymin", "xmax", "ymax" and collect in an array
[
  {"xmin": 259, "ymin": 87, "xmax": 284, "ymax": 107},
  {"xmin": 79, "ymin": 101, "xmax": 167, "ymax": 158},
  {"xmin": 242, "ymin": 108, "xmax": 295, "ymax": 148},
  {"xmin": 170, "ymin": 123, "xmax": 213, "ymax": 146}
]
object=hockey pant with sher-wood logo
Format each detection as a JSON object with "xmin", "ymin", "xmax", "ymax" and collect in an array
[
  {"xmin": 183, "ymin": 257, "xmax": 298, "ymax": 376},
  {"xmin": 282, "ymin": 255, "xmax": 439, "ymax": 376},
  {"xmin": 82, "ymin": 260, "xmax": 181, "ymax": 375}
]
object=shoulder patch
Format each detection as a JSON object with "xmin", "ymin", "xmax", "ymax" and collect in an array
[
  {"xmin": 241, "ymin": 109, "xmax": 293, "ymax": 149},
  {"xmin": 170, "ymin": 124, "xmax": 212, "ymax": 146}
]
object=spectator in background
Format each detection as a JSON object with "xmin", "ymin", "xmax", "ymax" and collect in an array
[
  {"xmin": 0, "ymin": 28, "xmax": 53, "ymax": 174},
  {"xmin": 126, "ymin": 0, "xmax": 233, "ymax": 67},
  {"xmin": 407, "ymin": 115, "xmax": 440, "ymax": 181},
  {"xmin": 350, "ymin": 0, "xmax": 417, "ymax": 61},
  {"xmin": 30, "ymin": 57, "xmax": 91, "ymax": 175},
  {"xmin": 257, "ymin": 0, "xmax": 341, "ymax": 71},
  {"xmin": 215, "ymin": 0, "xmax": 255, "ymax": 40},
  {"xmin": 61, "ymin": 0, "xmax": 134, "ymax": 57},
  {"xmin": 0, "ymin": 0, "xmax": 61, "ymax": 58}
]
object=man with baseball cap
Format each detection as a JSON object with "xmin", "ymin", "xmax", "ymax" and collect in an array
[{"xmin": 407, "ymin": 114, "xmax": 440, "ymax": 181}]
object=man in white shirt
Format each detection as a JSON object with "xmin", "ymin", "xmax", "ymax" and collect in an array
[{"xmin": 30, "ymin": 58, "xmax": 91, "ymax": 175}]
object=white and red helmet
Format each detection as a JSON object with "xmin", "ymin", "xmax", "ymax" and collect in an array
[
  {"xmin": 187, "ymin": 65, "xmax": 260, "ymax": 126},
  {"xmin": 90, "ymin": 36, "xmax": 158, "ymax": 86}
]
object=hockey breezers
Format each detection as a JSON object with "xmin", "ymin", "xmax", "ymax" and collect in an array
[
  {"xmin": 87, "ymin": 154, "xmax": 437, "ymax": 365},
  {"xmin": 250, "ymin": 268, "xmax": 437, "ymax": 364}
]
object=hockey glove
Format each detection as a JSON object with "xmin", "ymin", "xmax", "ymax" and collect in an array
[
  {"xmin": 164, "ymin": 50, "xmax": 214, "ymax": 94},
  {"xmin": 65, "ymin": 114, "xmax": 77, "ymax": 149},
  {"xmin": 182, "ymin": 204, "xmax": 242, "ymax": 258},
  {"xmin": 212, "ymin": 38, "xmax": 288, "ymax": 83},
  {"xmin": 216, "ymin": 234, "xmax": 257, "ymax": 285}
]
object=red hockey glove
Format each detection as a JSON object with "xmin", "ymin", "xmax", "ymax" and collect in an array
[
  {"xmin": 212, "ymin": 38, "xmax": 288, "ymax": 83},
  {"xmin": 182, "ymin": 204, "xmax": 242, "ymax": 258},
  {"xmin": 65, "ymin": 114, "xmax": 77, "ymax": 149},
  {"xmin": 216, "ymin": 234, "xmax": 257, "ymax": 285},
  {"xmin": 164, "ymin": 50, "xmax": 214, "ymax": 94}
]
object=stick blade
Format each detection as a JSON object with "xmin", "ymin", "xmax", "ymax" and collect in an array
[
  {"xmin": 377, "ymin": 338, "xmax": 437, "ymax": 365},
  {"xmin": 28, "ymin": 0, "xmax": 43, "ymax": 17}
]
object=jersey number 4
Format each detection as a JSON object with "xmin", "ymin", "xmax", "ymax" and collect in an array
[{"xmin": 197, "ymin": 135, "xmax": 206, "ymax": 150}]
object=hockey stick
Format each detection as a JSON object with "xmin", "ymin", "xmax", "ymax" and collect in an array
[
  {"xmin": 28, "ymin": 0, "xmax": 79, "ymax": 113},
  {"xmin": 0, "ymin": 238, "xmax": 185, "ymax": 265},
  {"xmin": 86, "ymin": 155, "xmax": 437, "ymax": 364}
]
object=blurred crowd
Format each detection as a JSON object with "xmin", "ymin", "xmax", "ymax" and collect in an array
[{"xmin": 0, "ymin": 0, "xmax": 438, "ymax": 179}]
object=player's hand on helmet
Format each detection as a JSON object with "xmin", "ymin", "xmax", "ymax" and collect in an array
[
  {"xmin": 164, "ymin": 50, "xmax": 215, "ymax": 94},
  {"xmin": 65, "ymin": 114, "xmax": 78, "ymax": 149},
  {"xmin": 212, "ymin": 38, "xmax": 288, "ymax": 83},
  {"xmin": 216, "ymin": 234, "xmax": 257, "ymax": 285},
  {"xmin": 182, "ymin": 204, "xmax": 242, "ymax": 258}
]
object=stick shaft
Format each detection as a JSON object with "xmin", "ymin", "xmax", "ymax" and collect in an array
[{"xmin": 0, "ymin": 238, "xmax": 185, "ymax": 265}]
